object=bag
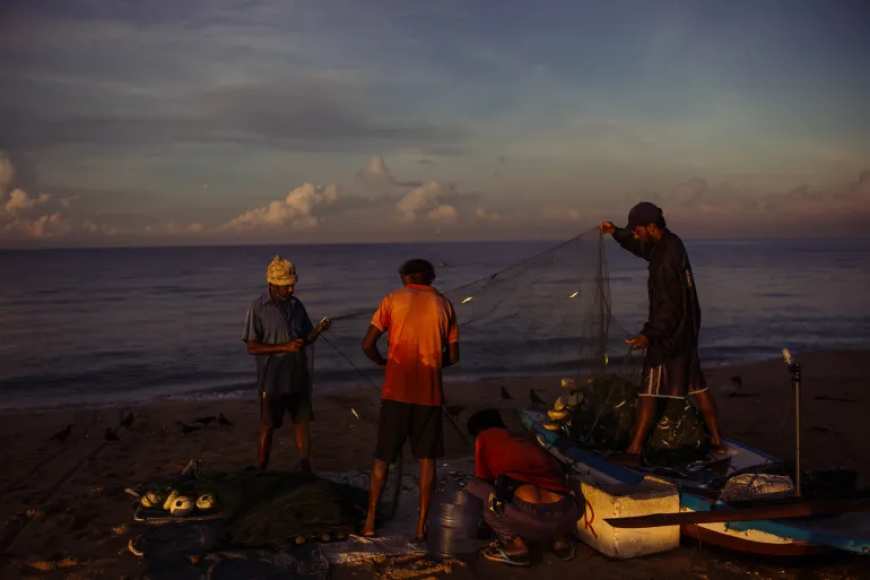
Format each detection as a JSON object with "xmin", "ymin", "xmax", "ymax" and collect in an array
[
  {"xmin": 568, "ymin": 373, "xmax": 639, "ymax": 451},
  {"xmin": 642, "ymin": 398, "xmax": 710, "ymax": 467}
]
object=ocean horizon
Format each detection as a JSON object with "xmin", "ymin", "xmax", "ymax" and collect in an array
[{"xmin": 1, "ymin": 237, "xmax": 869, "ymax": 411}]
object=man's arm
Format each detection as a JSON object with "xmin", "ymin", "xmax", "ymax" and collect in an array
[
  {"xmin": 599, "ymin": 221, "xmax": 651, "ymax": 260},
  {"xmin": 242, "ymin": 303, "xmax": 305, "ymax": 355},
  {"xmin": 303, "ymin": 318, "xmax": 331, "ymax": 344},
  {"xmin": 362, "ymin": 325, "xmax": 387, "ymax": 367},
  {"xmin": 246, "ymin": 339, "xmax": 303, "ymax": 355},
  {"xmin": 640, "ymin": 248, "xmax": 684, "ymax": 344},
  {"xmin": 442, "ymin": 301, "xmax": 460, "ymax": 367},
  {"xmin": 474, "ymin": 436, "xmax": 494, "ymax": 483},
  {"xmin": 443, "ymin": 342, "xmax": 460, "ymax": 367}
]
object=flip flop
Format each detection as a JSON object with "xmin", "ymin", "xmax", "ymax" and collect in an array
[
  {"xmin": 552, "ymin": 542, "xmax": 575, "ymax": 562},
  {"xmin": 481, "ymin": 545, "xmax": 531, "ymax": 567}
]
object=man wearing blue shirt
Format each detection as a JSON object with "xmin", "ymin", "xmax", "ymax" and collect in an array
[{"xmin": 243, "ymin": 255, "xmax": 330, "ymax": 472}]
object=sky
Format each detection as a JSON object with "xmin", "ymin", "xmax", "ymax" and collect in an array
[{"xmin": 1, "ymin": 0, "xmax": 869, "ymax": 247}]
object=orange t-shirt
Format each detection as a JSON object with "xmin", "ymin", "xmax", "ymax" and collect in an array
[{"xmin": 371, "ymin": 284, "xmax": 459, "ymax": 406}]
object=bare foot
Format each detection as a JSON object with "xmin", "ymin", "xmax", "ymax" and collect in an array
[
  {"xmin": 361, "ymin": 518, "xmax": 377, "ymax": 538},
  {"xmin": 414, "ymin": 521, "xmax": 428, "ymax": 543}
]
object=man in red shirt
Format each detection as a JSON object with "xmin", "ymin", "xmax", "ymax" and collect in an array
[
  {"xmin": 360, "ymin": 259, "xmax": 460, "ymax": 541},
  {"xmin": 465, "ymin": 409, "xmax": 579, "ymax": 566}
]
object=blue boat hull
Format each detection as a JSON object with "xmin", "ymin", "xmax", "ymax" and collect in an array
[{"xmin": 520, "ymin": 409, "xmax": 870, "ymax": 556}]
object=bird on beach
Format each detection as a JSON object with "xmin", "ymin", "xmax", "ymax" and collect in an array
[
  {"xmin": 218, "ymin": 413, "xmax": 232, "ymax": 428},
  {"xmin": 500, "ymin": 387, "xmax": 513, "ymax": 401},
  {"xmin": 104, "ymin": 428, "xmax": 120, "ymax": 442},
  {"xmin": 719, "ymin": 375, "xmax": 757, "ymax": 398},
  {"xmin": 50, "ymin": 425, "xmax": 73, "ymax": 443},
  {"xmin": 529, "ymin": 389, "xmax": 546, "ymax": 407},
  {"xmin": 120, "ymin": 412, "xmax": 134, "ymax": 429},
  {"xmin": 176, "ymin": 422, "xmax": 201, "ymax": 435},
  {"xmin": 195, "ymin": 416, "xmax": 216, "ymax": 427}
]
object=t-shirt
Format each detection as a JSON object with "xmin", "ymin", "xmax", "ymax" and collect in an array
[
  {"xmin": 371, "ymin": 284, "xmax": 459, "ymax": 406},
  {"xmin": 475, "ymin": 428, "xmax": 569, "ymax": 494},
  {"xmin": 242, "ymin": 293, "xmax": 314, "ymax": 395}
]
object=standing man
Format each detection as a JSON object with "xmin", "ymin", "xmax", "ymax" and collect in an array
[
  {"xmin": 599, "ymin": 203, "xmax": 726, "ymax": 460},
  {"xmin": 242, "ymin": 255, "xmax": 330, "ymax": 473},
  {"xmin": 360, "ymin": 259, "xmax": 460, "ymax": 542}
]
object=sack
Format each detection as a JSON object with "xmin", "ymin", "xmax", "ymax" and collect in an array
[
  {"xmin": 568, "ymin": 373, "xmax": 638, "ymax": 451},
  {"xmin": 642, "ymin": 398, "xmax": 710, "ymax": 467},
  {"xmin": 719, "ymin": 473, "xmax": 795, "ymax": 503}
]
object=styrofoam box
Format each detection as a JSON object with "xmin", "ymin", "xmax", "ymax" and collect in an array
[{"xmin": 572, "ymin": 475, "xmax": 680, "ymax": 559}]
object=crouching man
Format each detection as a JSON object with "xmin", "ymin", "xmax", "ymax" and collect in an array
[{"xmin": 465, "ymin": 409, "xmax": 579, "ymax": 566}]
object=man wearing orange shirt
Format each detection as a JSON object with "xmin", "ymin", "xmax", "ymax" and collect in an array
[{"xmin": 360, "ymin": 259, "xmax": 460, "ymax": 541}]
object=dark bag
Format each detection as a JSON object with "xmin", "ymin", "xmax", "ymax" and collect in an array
[
  {"xmin": 568, "ymin": 373, "xmax": 639, "ymax": 451},
  {"xmin": 642, "ymin": 398, "xmax": 710, "ymax": 467}
]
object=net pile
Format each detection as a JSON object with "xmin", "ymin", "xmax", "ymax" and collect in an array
[{"xmin": 316, "ymin": 228, "xmax": 625, "ymax": 391}]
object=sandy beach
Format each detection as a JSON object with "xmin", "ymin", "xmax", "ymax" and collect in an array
[{"xmin": 1, "ymin": 349, "xmax": 869, "ymax": 579}]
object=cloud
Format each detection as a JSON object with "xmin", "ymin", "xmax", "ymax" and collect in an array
[
  {"xmin": 0, "ymin": 150, "xmax": 113, "ymax": 241},
  {"xmin": 4, "ymin": 189, "xmax": 50, "ymax": 212},
  {"xmin": 397, "ymin": 181, "xmax": 453, "ymax": 224},
  {"xmin": 355, "ymin": 156, "xmax": 395, "ymax": 189},
  {"xmin": 0, "ymin": 153, "xmax": 15, "ymax": 192},
  {"xmin": 0, "ymin": 78, "xmax": 466, "ymax": 153},
  {"xmin": 474, "ymin": 206, "xmax": 506, "ymax": 223},
  {"xmin": 223, "ymin": 182, "xmax": 339, "ymax": 231},
  {"xmin": 427, "ymin": 205, "xmax": 458, "ymax": 224}
]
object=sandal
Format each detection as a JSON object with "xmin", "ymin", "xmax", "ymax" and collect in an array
[
  {"xmin": 553, "ymin": 542, "xmax": 575, "ymax": 562},
  {"xmin": 481, "ymin": 545, "xmax": 531, "ymax": 567}
]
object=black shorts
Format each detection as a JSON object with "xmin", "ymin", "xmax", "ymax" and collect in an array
[
  {"xmin": 261, "ymin": 389, "xmax": 313, "ymax": 429},
  {"xmin": 374, "ymin": 400, "xmax": 444, "ymax": 463},
  {"xmin": 641, "ymin": 348, "xmax": 708, "ymax": 399}
]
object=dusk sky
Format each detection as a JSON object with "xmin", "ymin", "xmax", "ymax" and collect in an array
[{"xmin": 1, "ymin": 0, "xmax": 869, "ymax": 247}]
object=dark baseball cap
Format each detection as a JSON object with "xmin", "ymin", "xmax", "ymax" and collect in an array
[{"xmin": 626, "ymin": 202, "xmax": 664, "ymax": 230}]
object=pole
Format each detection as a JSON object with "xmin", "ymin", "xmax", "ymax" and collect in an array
[{"xmin": 782, "ymin": 348, "xmax": 801, "ymax": 497}]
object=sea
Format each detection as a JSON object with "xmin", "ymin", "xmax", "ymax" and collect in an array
[{"xmin": 1, "ymin": 238, "xmax": 869, "ymax": 411}]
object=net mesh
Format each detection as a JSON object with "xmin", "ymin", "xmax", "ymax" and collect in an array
[{"xmin": 316, "ymin": 228, "xmax": 628, "ymax": 392}]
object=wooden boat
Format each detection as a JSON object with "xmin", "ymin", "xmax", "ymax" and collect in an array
[{"xmin": 521, "ymin": 408, "xmax": 870, "ymax": 556}]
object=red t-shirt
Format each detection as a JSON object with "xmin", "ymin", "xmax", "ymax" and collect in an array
[
  {"xmin": 371, "ymin": 284, "xmax": 459, "ymax": 406},
  {"xmin": 475, "ymin": 428, "xmax": 569, "ymax": 494}
]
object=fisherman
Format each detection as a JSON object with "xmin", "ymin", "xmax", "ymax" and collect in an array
[
  {"xmin": 465, "ymin": 409, "xmax": 578, "ymax": 567},
  {"xmin": 599, "ymin": 203, "xmax": 726, "ymax": 459},
  {"xmin": 360, "ymin": 259, "xmax": 460, "ymax": 542},
  {"xmin": 242, "ymin": 255, "xmax": 330, "ymax": 473}
]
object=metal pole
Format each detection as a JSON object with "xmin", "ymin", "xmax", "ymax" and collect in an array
[{"xmin": 782, "ymin": 349, "xmax": 801, "ymax": 497}]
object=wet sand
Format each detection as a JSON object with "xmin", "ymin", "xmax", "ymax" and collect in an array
[{"xmin": 1, "ymin": 349, "xmax": 868, "ymax": 579}]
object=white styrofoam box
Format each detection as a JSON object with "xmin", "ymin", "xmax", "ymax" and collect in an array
[{"xmin": 572, "ymin": 475, "xmax": 680, "ymax": 559}]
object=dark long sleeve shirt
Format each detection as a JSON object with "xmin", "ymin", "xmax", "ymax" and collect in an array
[{"xmin": 613, "ymin": 228, "xmax": 701, "ymax": 366}]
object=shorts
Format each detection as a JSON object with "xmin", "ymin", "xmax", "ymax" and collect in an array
[
  {"xmin": 641, "ymin": 348, "xmax": 708, "ymax": 398},
  {"xmin": 374, "ymin": 399, "xmax": 444, "ymax": 463},
  {"xmin": 261, "ymin": 389, "xmax": 313, "ymax": 429}
]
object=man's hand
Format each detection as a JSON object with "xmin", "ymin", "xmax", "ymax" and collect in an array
[
  {"xmin": 316, "ymin": 318, "xmax": 332, "ymax": 333},
  {"xmin": 284, "ymin": 339, "xmax": 305, "ymax": 352},
  {"xmin": 625, "ymin": 333, "xmax": 649, "ymax": 351},
  {"xmin": 599, "ymin": 221, "xmax": 616, "ymax": 236}
]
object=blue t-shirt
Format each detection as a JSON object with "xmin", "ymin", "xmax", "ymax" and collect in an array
[{"xmin": 242, "ymin": 293, "xmax": 315, "ymax": 395}]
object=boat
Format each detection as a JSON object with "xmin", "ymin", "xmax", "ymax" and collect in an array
[{"xmin": 520, "ymin": 407, "xmax": 870, "ymax": 556}]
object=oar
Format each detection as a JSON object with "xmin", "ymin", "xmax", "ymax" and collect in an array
[{"xmin": 605, "ymin": 498, "xmax": 870, "ymax": 528}]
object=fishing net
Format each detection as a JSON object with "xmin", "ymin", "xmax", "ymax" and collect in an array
[
  {"xmin": 316, "ymin": 227, "xmax": 620, "ymax": 398},
  {"xmin": 312, "ymin": 227, "xmax": 625, "ymax": 512}
]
